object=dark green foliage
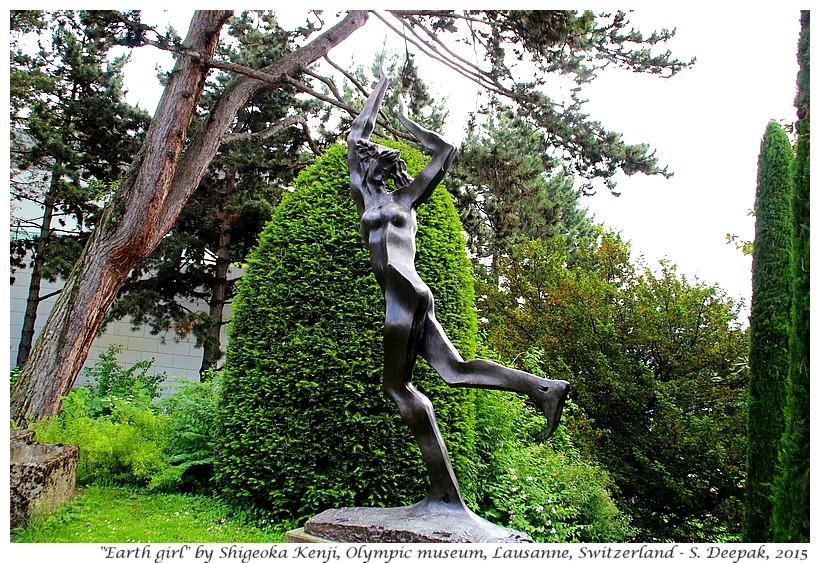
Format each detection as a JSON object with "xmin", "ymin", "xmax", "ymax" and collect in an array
[
  {"xmin": 216, "ymin": 141, "xmax": 479, "ymax": 523},
  {"xmin": 482, "ymin": 236, "xmax": 749, "ymax": 542},
  {"xmin": 744, "ymin": 121, "xmax": 795, "ymax": 542},
  {"xmin": 159, "ymin": 375, "xmax": 223, "ymax": 491},
  {"xmin": 472, "ymin": 349, "xmax": 632, "ymax": 542},
  {"xmin": 449, "ymin": 105, "xmax": 595, "ymax": 279},
  {"xmin": 773, "ymin": 10, "xmax": 810, "ymax": 542}
]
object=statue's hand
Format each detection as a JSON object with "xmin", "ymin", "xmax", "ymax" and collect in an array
[
  {"xmin": 395, "ymin": 94, "xmax": 408, "ymax": 119},
  {"xmin": 379, "ymin": 59, "xmax": 391, "ymax": 81}
]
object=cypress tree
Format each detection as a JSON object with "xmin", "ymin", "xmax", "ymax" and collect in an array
[
  {"xmin": 216, "ymin": 141, "xmax": 478, "ymax": 522},
  {"xmin": 772, "ymin": 10, "xmax": 810, "ymax": 542},
  {"xmin": 743, "ymin": 120, "xmax": 794, "ymax": 542}
]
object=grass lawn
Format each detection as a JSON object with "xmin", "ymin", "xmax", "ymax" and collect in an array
[{"xmin": 12, "ymin": 485, "xmax": 287, "ymax": 543}]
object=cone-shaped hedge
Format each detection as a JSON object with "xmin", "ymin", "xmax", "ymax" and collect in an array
[
  {"xmin": 216, "ymin": 140, "xmax": 478, "ymax": 522},
  {"xmin": 743, "ymin": 120, "xmax": 794, "ymax": 541},
  {"xmin": 772, "ymin": 10, "xmax": 810, "ymax": 542}
]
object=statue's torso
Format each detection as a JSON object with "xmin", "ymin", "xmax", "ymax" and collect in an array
[{"xmin": 359, "ymin": 196, "xmax": 420, "ymax": 290}]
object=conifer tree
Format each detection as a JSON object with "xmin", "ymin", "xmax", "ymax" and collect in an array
[
  {"xmin": 449, "ymin": 105, "xmax": 595, "ymax": 281},
  {"xmin": 10, "ymin": 11, "xmax": 149, "ymax": 365},
  {"xmin": 743, "ymin": 120, "xmax": 794, "ymax": 542},
  {"xmin": 772, "ymin": 10, "xmax": 810, "ymax": 542}
]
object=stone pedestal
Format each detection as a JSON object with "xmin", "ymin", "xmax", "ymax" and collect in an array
[
  {"xmin": 303, "ymin": 505, "xmax": 531, "ymax": 543},
  {"xmin": 10, "ymin": 435, "xmax": 79, "ymax": 528},
  {"xmin": 285, "ymin": 528, "xmax": 333, "ymax": 543}
]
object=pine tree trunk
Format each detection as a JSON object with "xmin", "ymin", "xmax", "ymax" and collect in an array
[
  {"xmin": 10, "ymin": 10, "xmax": 369, "ymax": 425},
  {"xmin": 200, "ymin": 168, "xmax": 236, "ymax": 377},
  {"xmin": 16, "ymin": 185, "xmax": 57, "ymax": 366}
]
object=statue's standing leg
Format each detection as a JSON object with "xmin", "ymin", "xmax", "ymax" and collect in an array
[{"xmin": 382, "ymin": 283, "xmax": 467, "ymax": 513}]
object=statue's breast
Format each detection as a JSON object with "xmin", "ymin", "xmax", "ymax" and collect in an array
[{"xmin": 361, "ymin": 203, "xmax": 411, "ymax": 231}]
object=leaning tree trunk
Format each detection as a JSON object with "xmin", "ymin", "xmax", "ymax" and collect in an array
[
  {"xmin": 11, "ymin": 10, "xmax": 369, "ymax": 425},
  {"xmin": 10, "ymin": 10, "xmax": 231, "ymax": 424}
]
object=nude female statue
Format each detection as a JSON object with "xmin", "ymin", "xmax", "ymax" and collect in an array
[{"xmin": 347, "ymin": 68, "xmax": 570, "ymax": 516}]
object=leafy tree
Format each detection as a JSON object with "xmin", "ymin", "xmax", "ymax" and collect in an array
[
  {"xmin": 10, "ymin": 10, "xmax": 150, "ymax": 365},
  {"xmin": 743, "ymin": 121, "xmax": 795, "ymax": 542},
  {"xmin": 482, "ymin": 235, "xmax": 749, "ymax": 541},
  {"xmin": 12, "ymin": 9, "xmax": 690, "ymax": 425},
  {"xmin": 449, "ymin": 104, "xmax": 595, "ymax": 280},
  {"xmin": 772, "ymin": 10, "xmax": 810, "ymax": 543},
  {"xmin": 216, "ymin": 141, "xmax": 479, "ymax": 521}
]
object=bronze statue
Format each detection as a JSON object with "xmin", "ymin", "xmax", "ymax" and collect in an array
[{"xmin": 346, "ymin": 68, "xmax": 570, "ymax": 519}]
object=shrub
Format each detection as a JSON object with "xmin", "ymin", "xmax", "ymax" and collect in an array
[
  {"xmin": 217, "ymin": 140, "xmax": 479, "ymax": 522},
  {"xmin": 159, "ymin": 373, "xmax": 223, "ymax": 491},
  {"xmin": 80, "ymin": 344, "xmax": 165, "ymax": 417},
  {"xmin": 31, "ymin": 347, "xmax": 183, "ymax": 491},
  {"xmin": 33, "ymin": 386, "xmax": 182, "ymax": 490},
  {"xmin": 469, "ymin": 348, "xmax": 632, "ymax": 542},
  {"xmin": 472, "ymin": 388, "xmax": 632, "ymax": 543}
]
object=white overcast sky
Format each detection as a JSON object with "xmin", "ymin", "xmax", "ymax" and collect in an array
[{"xmin": 99, "ymin": 6, "xmax": 807, "ymax": 319}]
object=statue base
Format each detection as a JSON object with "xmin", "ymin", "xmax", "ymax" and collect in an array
[{"xmin": 303, "ymin": 505, "xmax": 532, "ymax": 543}]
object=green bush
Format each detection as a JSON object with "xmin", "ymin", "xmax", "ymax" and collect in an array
[
  {"xmin": 468, "ymin": 348, "xmax": 632, "ymax": 542},
  {"xmin": 158, "ymin": 374, "xmax": 223, "ymax": 491},
  {"xmin": 79, "ymin": 344, "xmax": 165, "ymax": 417},
  {"xmin": 33, "ymin": 386, "xmax": 182, "ymax": 490},
  {"xmin": 217, "ymin": 140, "xmax": 479, "ymax": 522},
  {"xmin": 30, "ymin": 347, "xmax": 220, "ymax": 493},
  {"xmin": 472, "ymin": 388, "xmax": 632, "ymax": 543}
]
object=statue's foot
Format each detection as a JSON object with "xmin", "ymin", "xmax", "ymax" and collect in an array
[
  {"xmin": 404, "ymin": 495, "xmax": 531, "ymax": 542},
  {"xmin": 408, "ymin": 493, "xmax": 470, "ymax": 516},
  {"xmin": 536, "ymin": 380, "xmax": 570, "ymax": 438}
]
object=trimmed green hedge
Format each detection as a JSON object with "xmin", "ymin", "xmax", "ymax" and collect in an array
[{"xmin": 216, "ymin": 140, "xmax": 479, "ymax": 522}]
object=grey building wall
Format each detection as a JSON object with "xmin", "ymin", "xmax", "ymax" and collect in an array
[{"xmin": 9, "ymin": 266, "xmax": 225, "ymax": 391}]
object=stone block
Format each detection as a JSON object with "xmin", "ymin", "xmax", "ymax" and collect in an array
[
  {"xmin": 304, "ymin": 505, "xmax": 531, "ymax": 543},
  {"xmin": 10, "ymin": 437, "xmax": 80, "ymax": 529}
]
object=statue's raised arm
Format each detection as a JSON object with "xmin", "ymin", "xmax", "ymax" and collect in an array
[
  {"xmin": 393, "ymin": 95, "xmax": 456, "ymax": 209},
  {"xmin": 347, "ymin": 67, "xmax": 392, "ymax": 216},
  {"xmin": 347, "ymin": 67, "xmax": 391, "ymax": 147}
]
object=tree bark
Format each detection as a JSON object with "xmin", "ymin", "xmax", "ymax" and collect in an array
[
  {"xmin": 11, "ymin": 9, "xmax": 369, "ymax": 425},
  {"xmin": 200, "ymin": 167, "xmax": 237, "ymax": 377}
]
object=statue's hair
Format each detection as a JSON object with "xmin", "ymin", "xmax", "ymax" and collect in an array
[{"xmin": 355, "ymin": 140, "xmax": 412, "ymax": 188}]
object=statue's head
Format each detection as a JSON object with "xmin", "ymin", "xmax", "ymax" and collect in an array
[{"xmin": 355, "ymin": 140, "xmax": 412, "ymax": 188}]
